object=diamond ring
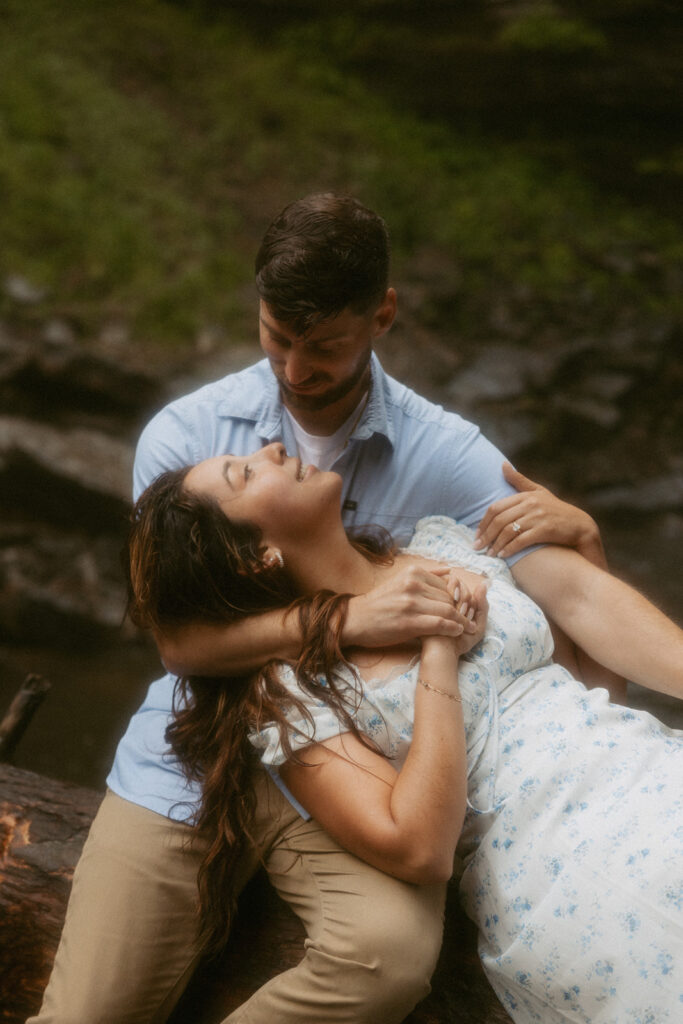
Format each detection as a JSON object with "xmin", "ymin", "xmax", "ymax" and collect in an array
[{"xmin": 512, "ymin": 521, "xmax": 522, "ymax": 533}]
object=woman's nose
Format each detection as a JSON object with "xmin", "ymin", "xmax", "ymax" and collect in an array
[{"xmin": 263, "ymin": 442, "xmax": 286, "ymax": 463}]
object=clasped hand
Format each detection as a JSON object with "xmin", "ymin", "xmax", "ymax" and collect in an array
[{"xmin": 345, "ymin": 561, "xmax": 487, "ymax": 650}]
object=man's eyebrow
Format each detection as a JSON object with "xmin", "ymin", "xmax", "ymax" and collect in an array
[
  {"xmin": 259, "ymin": 317, "xmax": 291, "ymax": 343},
  {"xmin": 260, "ymin": 317, "xmax": 340, "ymax": 346}
]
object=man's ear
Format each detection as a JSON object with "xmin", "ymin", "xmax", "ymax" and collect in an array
[{"xmin": 371, "ymin": 287, "xmax": 397, "ymax": 340}]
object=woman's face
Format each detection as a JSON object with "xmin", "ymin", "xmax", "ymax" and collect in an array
[{"xmin": 184, "ymin": 443, "xmax": 343, "ymax": 547}]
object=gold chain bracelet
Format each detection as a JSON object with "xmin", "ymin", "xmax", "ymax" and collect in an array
[{"xmin": 418, "ymin": 678, "xmax": 463, "ymax": 703}]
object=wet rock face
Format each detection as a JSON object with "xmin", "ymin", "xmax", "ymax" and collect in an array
[
  {"xmin": 0, "ymin": 331, "xmax": 168, "ymax": 649},
  {"xmin": 378, "ymin": 304, "xmax": 683, "ymax": 623},
  {"xmin": 0, "ymin": 418, "xmax": 132, "ymax": 531},
  {"xmin": 0, "ymin": 526, "xmax": 132, "ymax": 648},
  {"xmin": 0, "ymin": 330, "xmax": 163, "ymax": 437}
]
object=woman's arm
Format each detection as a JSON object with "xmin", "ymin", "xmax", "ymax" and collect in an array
[
  {"xmin": 156, "ymin": 563, "xmax": 476, "ymax": 678},
  {"xmin": 280, "ymin": 581, "xmax": 489, "ymax": 885}
]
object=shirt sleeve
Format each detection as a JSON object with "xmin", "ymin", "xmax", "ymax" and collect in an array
[
  {"xmin": 133, "ymin": 404, "xmax": 199, "ymax": 500},
  {"xmin": 248, "ymin": 666, "xmax": 350, "ymax": 768},
  {"xmin": 436, "ymin": 422, "xmax": 542, "ymax": 568}
]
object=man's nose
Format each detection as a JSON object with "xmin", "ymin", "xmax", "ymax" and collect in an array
[{"xmin": 284, "ymin": 347, "xmax": 313, "ymax": 385}]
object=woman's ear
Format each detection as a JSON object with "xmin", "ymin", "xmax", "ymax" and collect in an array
[
  {"xmin": 236, "ymin": 546, "xmax": 284, "ymax": 577},
  {"xmin": 260, "ymin": 546, "xmax": 285, "ymax": 571}
]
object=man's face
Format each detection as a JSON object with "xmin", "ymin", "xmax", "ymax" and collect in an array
[{"xmin": 259, "ymin": 301, "xmax": 383, "ymax": 418}]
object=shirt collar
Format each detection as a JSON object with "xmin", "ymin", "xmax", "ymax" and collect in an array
[
  {"xmin": 215, "ymin": 354, "xmax": 395, "ymax": 447},
  {"xmin": 215, "ymin": 359, "xmax": 283, "ymax": 440},
  {"xmin": 352, "ymin": 353, "xmax": 396, "ymax": 447}
]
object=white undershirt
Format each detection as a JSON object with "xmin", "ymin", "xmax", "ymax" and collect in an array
[{"xmin": 284, "ymin": 391, "xmax": 369, "ymax": 471}]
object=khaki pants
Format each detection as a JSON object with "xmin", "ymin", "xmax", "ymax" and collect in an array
[{"xmin": 29, "ymin": 778, "xmax": 446, "ymax": 1024}]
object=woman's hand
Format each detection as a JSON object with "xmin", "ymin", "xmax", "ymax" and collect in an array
[
  {"xmin": 344, "ymin": 562, "xmax": 479, "ymax": 649},
  {"xmin": 474, "ymin": 462, "xmax": 606, "ymax": 566},
  {"xmin": 453, "ymin": 576, "xmax": 489, "ymax": 655},
  {"xmin": 422, "ymin": 572, "xmax": 489, "ymax": 662},
  {"xmin": 283, "ymin": 565, "xmax": 486, "ymax": 887}
]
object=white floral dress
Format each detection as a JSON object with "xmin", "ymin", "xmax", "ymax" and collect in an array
[{"xmin": 250, "ymin": 516, "xmax": 683, "ymax": 1023}]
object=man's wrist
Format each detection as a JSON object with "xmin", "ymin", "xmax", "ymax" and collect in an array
[
  {"xmin": 340, "ymin": 594, "xmax": 364, "ymax": 647},
  {"xmin": 281, "ymin": 605, "xmax": 305, "ymax": 660}
]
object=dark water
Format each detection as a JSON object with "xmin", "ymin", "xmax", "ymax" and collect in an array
[{"xmin": 0, "ymin": 637, "xmax": 161, "ymax": 789}]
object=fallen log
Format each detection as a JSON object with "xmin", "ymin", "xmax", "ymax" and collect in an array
[
  {"xmin": 0, "ymin": 765, "xmax": 510, "ymax": 1023},
  {"xmin": 0, "ymin": 764, "xmax": 102, "ymax": 1023}
]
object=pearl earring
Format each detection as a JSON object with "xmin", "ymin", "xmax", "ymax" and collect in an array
[{"xmin": 266, "ymin": 551, "xmax": 284, "ymax": 570}]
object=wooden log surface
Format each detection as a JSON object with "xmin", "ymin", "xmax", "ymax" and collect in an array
[
  {"xmin": 1, "ymin": 764, "xmax": 511, "ymax": 1023},
  {"xmin": 0, "ymin": 764, "xmax": 102, "ymax": 1022}
]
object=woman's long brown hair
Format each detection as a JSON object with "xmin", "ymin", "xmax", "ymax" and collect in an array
[{"xmin": 125, "ymin": 467, "xmax": 392, "ymax": 955}]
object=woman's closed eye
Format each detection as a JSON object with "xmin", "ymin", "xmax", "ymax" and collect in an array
[{"xmin": 243, "ymin": 464, "xmax": 253, "ymax": 483}]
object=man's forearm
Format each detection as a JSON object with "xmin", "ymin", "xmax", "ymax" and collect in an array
[
  {"xmin": 156, "ymin": 607, "xmax": 302, "ymax": 678},
  {"xmin": 513, "ymin": 546, "xmax": 683, "ymax": 699},
  {"xmin": 157, "ymin": 566, "xmax": 469, "ymax": 679}
]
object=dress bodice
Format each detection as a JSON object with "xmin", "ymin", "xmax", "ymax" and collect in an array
[{"xmin": 250, "ymin": 517, "xmax": 555, "ymax": 805}]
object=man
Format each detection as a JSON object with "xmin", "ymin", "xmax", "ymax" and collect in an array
[{"xmin": 32, "ymin": 193, "xmax": 633, "ymax": 1024}]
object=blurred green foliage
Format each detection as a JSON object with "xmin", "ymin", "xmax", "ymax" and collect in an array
[
  {"xmin": 498, "ymin": 6, "xmax": 608, "ymax": 54},
  {"xmin": 1, "ymin": 0, "xmax": 680, "ymax": 346}
]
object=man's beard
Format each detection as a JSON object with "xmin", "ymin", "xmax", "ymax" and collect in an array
[{"xmin": 277, "ymin": 353, "xmax": 371, "ymax": 414}]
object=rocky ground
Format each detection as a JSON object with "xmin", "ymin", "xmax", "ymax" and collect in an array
[{"xmin": 0, "ymin": 267, "xmax": 681, "ymax": 786}]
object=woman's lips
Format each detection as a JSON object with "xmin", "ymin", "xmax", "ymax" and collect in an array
[{"xmin": 296, "ymin": 461, "xmax": 317, "ymax": 482}]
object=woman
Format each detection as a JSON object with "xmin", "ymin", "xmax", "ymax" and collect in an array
[{"xmin": 127, "ymin": 444, "xmax": 683, "ymax": 1023}]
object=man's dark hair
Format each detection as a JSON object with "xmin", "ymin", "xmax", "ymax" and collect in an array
[{"xmin": 255, "ymin": 192, "xmax": 390, "ymax": 334}]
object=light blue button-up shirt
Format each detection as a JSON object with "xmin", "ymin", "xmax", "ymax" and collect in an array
[{"xmin": 108, "ymin": 355, "xmax": 527, "ymax": 820}]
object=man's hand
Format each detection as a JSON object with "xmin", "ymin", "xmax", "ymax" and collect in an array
[
  {"xmin": 474, "ymin": 462, "xmax": 606, "ymax": 566},
  {"xmin": 343, "ymin": 563, "xmax": 477, "ymax": 649}
]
